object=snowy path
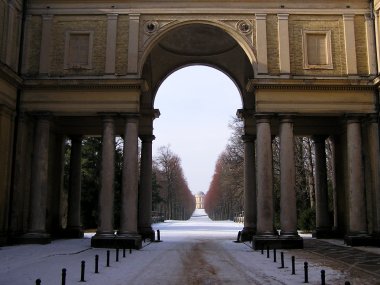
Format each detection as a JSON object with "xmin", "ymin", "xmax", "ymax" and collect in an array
[{"xmin": 0, "ymin": 209, "xmax": 378, "ymax": 284}]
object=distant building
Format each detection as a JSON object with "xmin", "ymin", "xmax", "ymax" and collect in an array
[{"xmin": 195, "ymin": 192, "xmax": 205, "ymax": 209}]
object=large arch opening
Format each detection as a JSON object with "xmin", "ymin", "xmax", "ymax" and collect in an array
[{"xmin": 151, "ymin": 65, "xmax": 242, "ymax": 221}]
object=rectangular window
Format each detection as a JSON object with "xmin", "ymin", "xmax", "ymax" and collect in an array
[
  {"xmin": 64, "ymin": 31, "xmax": 93, "ymax": 69},
  {"xmin": 302, "ymin": 30, "xmax": 333, "ymax": 69}
]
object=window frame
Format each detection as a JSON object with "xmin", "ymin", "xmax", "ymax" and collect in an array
[
  {"xmin": 302, "ymin": 29, "xmax": 333, "ymax": 70},
  {"xmin": 64, "ymin": 31, "xmax": 94, "ymax": 70}
]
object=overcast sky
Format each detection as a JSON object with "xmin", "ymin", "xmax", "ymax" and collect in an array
[{"xmin": 153, "ymin": 65, "xmax": 242, "ymax": 194}]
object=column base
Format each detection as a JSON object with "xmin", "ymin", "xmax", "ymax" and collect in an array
[
  {"xmin": 241, "ymin": 227, "xmax": 256, "ymax": 242},
  {"xmin": 312, "ymin": 228, "xmax": 336, "ymax": 239},
  {"xmin": 91, "ymin": 232, "xmax": 116, "ymax": 248},
  {"xmin": 61, "ymin": 227, "xmax": 84, "ymax": 239},
  {"xmin": 252, "ymin": 235, "xmax": 303, "ymax": 249},
  {"xmin": 14, "ymin": 232, "xmax": 51, "ymax": 245},
  {"xmin": 138, "ymin": 227, "xmax": 155, "ymax": 242},
  {"xmin": 116, "ymin": 233, "xmax": 142, "ymax": 250},
  {"xmin": 344, "ymin": 233, "xmax": 371, "ymax": 246}
]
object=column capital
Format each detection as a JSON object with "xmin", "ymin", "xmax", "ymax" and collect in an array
[
  {"xmin": 255, "ymin": 113, "xmax": 273, "ymax": 123},
  {"xmin": 366, "ymin": 113, "xmax": 379, "ymax": 123},
  {"xmin": 139, "ymin": 134, "xmax": 155, "ymax": 142},
  {"xmin": 241, "ymin": 134, "xmax": 256, "ymax": 142},
  {"xmin": 278, "ymin": 114, "xmax": 296, "ymax": 123},
  {"xmin": 345, "ymin": 114, "xmax": 365, "ymax": 124},
  {"xmin": 98, "ymin": 112, "xmax": 118, "ymax": 120},
  {"xmin": 120, "ymin": 113, "xmax": 140, "ymax": 121}
]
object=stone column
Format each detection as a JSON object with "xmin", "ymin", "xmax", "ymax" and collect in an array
[
  {"xmin": 117, "ymin": 115, "xmax": 142, "ymax": 249},
  {"xmin": 138, "ymin": 135, "xmax": 155, "ymax": 241},
  {"xmin": 279, "ymin": 117, "xmax": 298, "ymax": 236},
  {"xmin": 92, "ymin": 116, "xmax": 115, "ymax": 247},
  {"xmin": 24, "ymin": 114, "xmax": 51, "ymax": 243},
  {"xmin": 66, "ymin": 136, "xmax": 83, "ymax": 238},
  {"xmin": 313, "ymin": 135, "xmax": 332, "ymax": 237},
  {"xmin": 241, "ymin": 135, "xmax": 256, "ymax": 241},
  {"xmin": 329, "ymin": 136, "xmax": 339, "ymax": 232},
  {"xmin": 366, "ymin": 115, "xmax": 380, "ymax": 237},
  {"xmin": 255, "ymin": 115, "xmax": 275, "ymax": 237},
  {"xmin": 345, "ymin": 117, "xmax": 369, "ymax": 245}
]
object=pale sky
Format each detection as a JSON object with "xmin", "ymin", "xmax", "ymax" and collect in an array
[{"xmin": 153, "ymin": 65, "xmax": 242, "ymax": 194}]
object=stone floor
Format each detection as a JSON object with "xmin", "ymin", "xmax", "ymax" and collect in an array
[{"xmin": 303, "ymin": 238, "xmax": 380, "ymax": 281}]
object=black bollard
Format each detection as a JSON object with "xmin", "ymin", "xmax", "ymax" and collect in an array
[
  {"xmin": 321, "ymin": 270, "xmax": 325, "ymax": 285},
  {"xmin": 61, "ymin": 268, "xmax": 66, "ymax": 285},
  {"xmin": 80, "ymin": 260, "xmax": 85, "ymax": 282},
  {"xmin": 236, "ymin": 231, "xmax": 241, "ymax": 242},
  {"xmin": 266, "ymin": 246, "xmax": 270, "ymax": 258},
  {"xmin": 95, "ymin": 255, "xmax": 99, "ymax": 273},
  {"xmin": 116, "ymin": 248, "xmax": 119, "ymax": 262},
  {"xmin": 36, "ymin": 279, "xmax": 41, "ymax": 285},
  {"xmin": 304, "ymin": 262, "xmax": 308, "ymax": 283},
  {"xmin": 106, "ymin": 250, "xmax": 110, "ymax": 267},
  {"xmin": 291, "ymin": 256, "xmax": 295, "ymax": 275},
  {"xmin": 261, "ymin": 245, "xmax": 264, "ymax": 255},
  {"xmin": 157, "ymin": 230, "xmax": 161, "ymax": 241},
  {"xmin": 280, "ymin": 252, "xmax": 284, "ymax": 268},
  {"xmin": 123, "ymin": 248, "xmax": 126, "ymax": 258},
  {"xmin": 273, "ymin": 248, "xmax": 277, "ymax": 263}
]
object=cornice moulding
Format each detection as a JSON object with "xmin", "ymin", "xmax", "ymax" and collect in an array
[
  {"xmin": 247, "ymin": 79, "xmax": 376, "ymax": 92},
  {"xmin": 26, "ymin": 7, "xmax": 369, "ymax": 16},
  {"xmin": 23, "ymin": 79, "xmax": 147, "ymax": 90}
]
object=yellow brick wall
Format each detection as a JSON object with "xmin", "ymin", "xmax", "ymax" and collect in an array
[
  {"xmin": 355, "ymin": 15, "xmax": 369, "ymax": 75},
  {"xmin": 288, "ymin": 15, "xmax": 346, "ymax": 76},
  {"xmin": 266, "ymin": 14, "xmax": 280, "ymax": 75},
  {"xmin": 26, "ymin": 16, "xmax": 42, "ymax": 75},
  {"xmin": 50, "ymin": 15, "xmax": 107, "ymax": 76},
  {"xmin": 116, "ymin": 15, "xmax": 129, "ymax": 75}
]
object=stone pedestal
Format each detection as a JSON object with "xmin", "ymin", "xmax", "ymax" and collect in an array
[{"xmin": 252, "ymin": 235, "xmax": 303, "ymax": 250}]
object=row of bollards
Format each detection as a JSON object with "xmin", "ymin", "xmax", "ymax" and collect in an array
[
  {"xmin": 35, "ymin": 246, "xmax": 134, "ymax": 285},
  {"xmin": 257, "ymin": 245, "xmax": 352, "ymax": 284},
  {"xmin": 34, "ymin": 229, "xmax": 162, "ymax": 284}
]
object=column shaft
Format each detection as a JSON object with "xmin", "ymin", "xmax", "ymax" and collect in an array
[
  {"xmin": 367, "ymin": 117, "xmax": 380, "ymax": 235},
  {"xmin": 256, "ymin": 116, "xmax": 274, "ymax": 236},
  {"xmin": 119, "ymin": 116, "xmax": 139, "ymax": 235},
  {"xmin": 242, "ymin": 135, "xmax": 256, "ymax": 237},
  {"xmin": 28, "ymin": 115, "xmax": 51, "ymax": 238},
  {"xmin": 97, "ymin": 117, "xmax": 115, "ymax": 236},
  {"xmin": 279, "ymin": 118, "xmax": 297, "ymax": 236},
  {"xmin": 314, "ymin": 135, "xmax": 331, "ymax": 234},
  {"xmin": 67, "ymin": 136, "xmax": 83, "ymax": 237},
  {"xmin": 346, "ymin": 118, "xmax": 367, "ymax": 234},
  {"xmin": 138, "ymin": 135, "xmax": 154, "ymax": 239}
]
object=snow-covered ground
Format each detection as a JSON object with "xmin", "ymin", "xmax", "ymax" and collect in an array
[{"xmin": 0, "ymin": 209, "xmax": 377, "ymax": 284}]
